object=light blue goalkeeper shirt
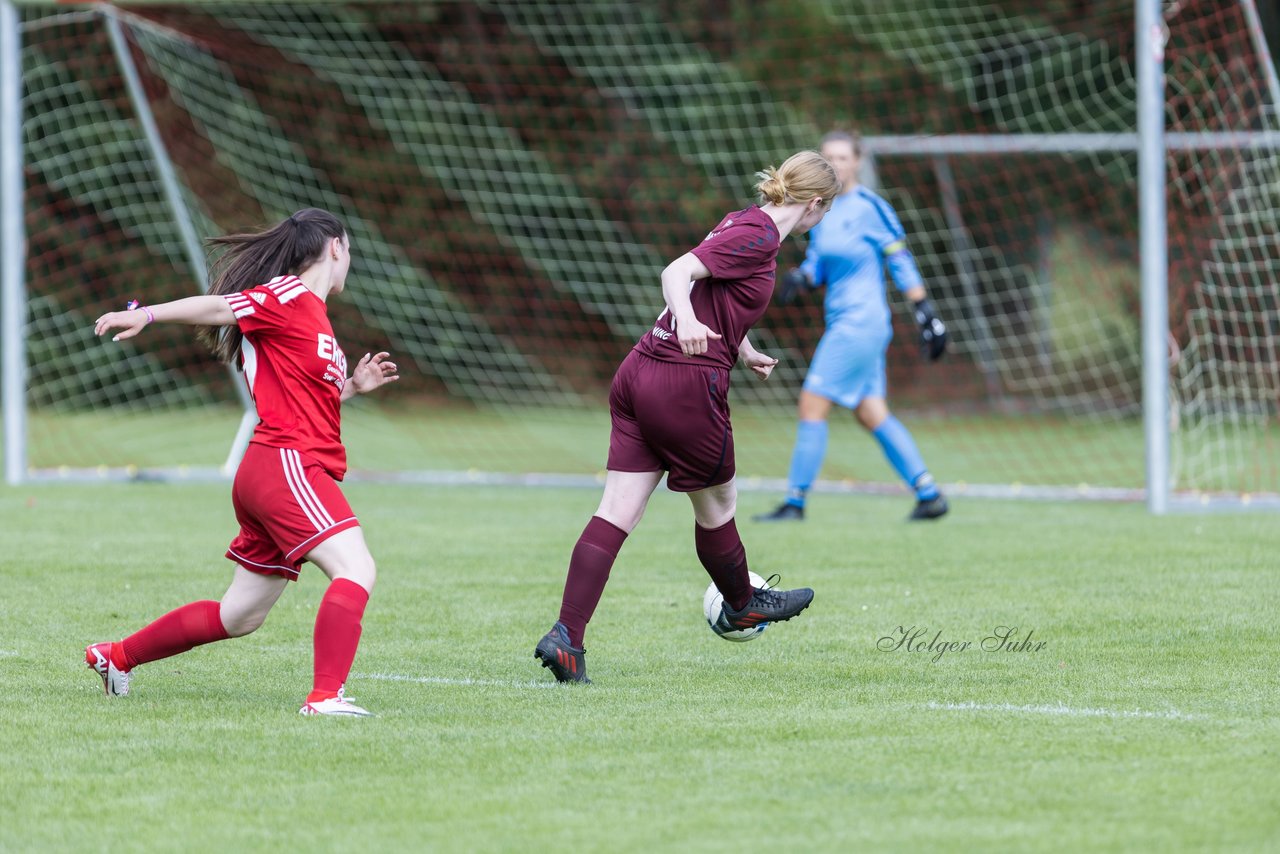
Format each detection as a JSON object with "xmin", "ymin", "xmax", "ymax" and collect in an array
[{"xmin": 799, "ymin": 186, "xmax": 923, "ymax": 337}]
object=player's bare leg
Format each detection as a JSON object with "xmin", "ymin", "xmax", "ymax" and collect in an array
[
  {"xmin": 593, "ymin": 469, "xmax": 665, "ymax": 533},
  {"xmin": 219, "ymin": 566, "xmax": 288, "ymax": 637},
  {"xmin": 689, "ymin": 478, "xmax": 737, "ymax": 529}
]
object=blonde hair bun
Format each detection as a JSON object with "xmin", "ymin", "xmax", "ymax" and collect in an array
[{"xmin": 754, "ymin": 150, "xmax": 840, "ymax": 207}]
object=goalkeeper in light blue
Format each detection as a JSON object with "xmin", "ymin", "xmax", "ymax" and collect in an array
[{"xmin": 755, "ymin": 131, "xmax": 949, "ymax": 522}]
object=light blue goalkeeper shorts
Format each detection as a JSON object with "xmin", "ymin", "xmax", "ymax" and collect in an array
[{"xmin": 801, "ymin": 325, "xmax": 891, "ymax": 410}]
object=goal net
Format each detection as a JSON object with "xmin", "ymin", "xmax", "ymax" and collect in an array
[{"xmin": 6, "ymin": 0, "xmax": 1278, "ymax": 504}]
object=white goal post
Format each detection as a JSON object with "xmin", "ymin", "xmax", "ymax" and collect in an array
[{"xmin": 2, "ymin": 0, "xmax": 23, "ymax": 487}]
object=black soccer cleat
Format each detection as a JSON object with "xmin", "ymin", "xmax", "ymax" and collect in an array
[
  {"xmin": 534, "ymin": 621, "xmax": 590, "ymax": 683},
  {"xmin": 716, "ymin": 577, "xmax": 814, "ymax": 632},
  {"xmin": 752, "ymin": 502, "xmax": 804, "ymax": 522},
  {"xmin": 909, "ymin": 494, "xmax": 949, "ymax": 521}
]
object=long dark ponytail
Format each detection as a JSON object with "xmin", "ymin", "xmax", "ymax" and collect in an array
[{"xmin": 199, "ymin": 207, "xmax": 347, "ymax": 363}]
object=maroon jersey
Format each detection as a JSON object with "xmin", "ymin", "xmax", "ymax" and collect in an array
[
  {"xmin": 223, "ymin": 275, "xmax": 349, "ymax": 479},
  {"xmin": 635, "ymin": 205, "xmax": 780, "ymax": 370}
]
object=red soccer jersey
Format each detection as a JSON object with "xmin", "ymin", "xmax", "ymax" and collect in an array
[
  {"xmin": 635, "ymin": 205, "xmax": 780, "ymax": 370},
  {"xmin": 224, "ymin": 275, "xmax": 349, "ymax": 479}
]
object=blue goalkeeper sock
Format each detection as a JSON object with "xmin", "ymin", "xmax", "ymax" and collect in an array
[
  {"xmin": 785, "ymin": 420, "xmax": 828, "ymax": 507},
  {"xmin": 873, "ymin": 415, "xmax": 939, "ymax": 500}
]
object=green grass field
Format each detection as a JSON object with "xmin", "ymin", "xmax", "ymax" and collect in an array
[
  {"xmin": 25, "ymin": 402, "xmax": 1280, "ymax": 496},
  {"xmin": 2, "ymin": 482, "xmax": 1277, "ymax": 851},
  {"xmin": 27, "ymin": 402, "xmax": 1154, "ymax": 489}
]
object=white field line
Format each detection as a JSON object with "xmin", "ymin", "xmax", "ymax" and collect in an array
[
  {"xmin": 0, "ymin": 650, "xmax": 18, "ymax": 657},
  {"xmin": 330, "ymin": 670, "xmax": 1209, "ymax": 717},
  {"xmin": 925, "ymin": 701, "xmax": 1201, "ymax": 721},
  {"xmin": 353, "ymin": 671, "xmax": 558, "ymax": 690}
]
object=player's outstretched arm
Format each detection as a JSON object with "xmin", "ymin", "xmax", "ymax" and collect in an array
[
  {"xmin": 94, "ymin": 295, "xmax": 236, "ymax": 341},
  {"xmin": 342, "ymin": 351, "xmax": 399, "ymax": 402}
]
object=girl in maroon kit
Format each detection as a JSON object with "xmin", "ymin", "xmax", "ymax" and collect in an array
[
  {"xmin": 536, "ymin": 151, "xmax": 841, "ymax": 683},
  {"xmin": 88, "ymin": 208, "xmax": 398, "ymax": 716}
]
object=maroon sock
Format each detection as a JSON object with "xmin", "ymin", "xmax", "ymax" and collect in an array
[
  {"xmin": 310, "ymin": 578, "xmax": 370, "ymax": 701},
  {"xmin": 558, "ymin": 516, "xmax": 628, "ymax": 647},
  {"xmin": 117, "ymin": 600, "xmax": 230, "ymax": 670},
  {"xmin": 695, "ymin": 518, "xmax": 753, "ymax": 611}
]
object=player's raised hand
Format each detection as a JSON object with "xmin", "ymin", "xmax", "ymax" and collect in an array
[
  {"xmin": 349, "ymin": 351, "xmax": 399, "ymax": 394},
  {"xmin": 741, "ymin": 349, "xmax": 779, "ymax": 381},
  {"xmin": 94, "ymin": 308, "xmax": 150, "ymax": 342},
  {"xmin": 676, "ymin": 317, "xmax": 722, "ymax": 357}
]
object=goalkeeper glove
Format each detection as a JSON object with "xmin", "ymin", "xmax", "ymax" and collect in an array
[
  {"xmin": 913, "ymin": 297, "xmax": 947, "ymax": 361},
  {"xmin": 776, "ymin": 268, "xmax": 813, "ymax": 306}
]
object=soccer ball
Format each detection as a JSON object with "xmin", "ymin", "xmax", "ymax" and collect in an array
[{"xmin": 703, "ymin": 571, "xmax": 767, "ymax": 642}]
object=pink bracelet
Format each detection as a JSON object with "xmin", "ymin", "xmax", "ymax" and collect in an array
[{"xmin": 125, "ymin": 300, "xmax": 155, "ymax": 324}]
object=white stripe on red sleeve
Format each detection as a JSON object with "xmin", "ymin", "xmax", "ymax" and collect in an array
[
  {"xmin": 275, "ymin": 285, "xmax": 309, "ymax": 304},
  {"xmin": 224, "ymin": 294, "xmax": 255, "ymax": 318},
  {"xmin": 264, "ymin": 276, "xmax": 308, "ymax": 303}
]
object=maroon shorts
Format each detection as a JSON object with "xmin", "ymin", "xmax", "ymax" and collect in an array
[
  {"xmin": 607, "ymin": 349, "xmax": 734, "ymax": 492},
  {"xmin": 225, "ymin": 443, "xmax": 360, "ymax": 580}
]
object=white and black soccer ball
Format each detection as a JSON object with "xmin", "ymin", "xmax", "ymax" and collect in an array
[{"xmin": 703, "ymin": 571, "xmax": 768, "ymax": 642}]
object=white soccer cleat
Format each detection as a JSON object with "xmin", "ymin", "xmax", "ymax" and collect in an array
[
  {"xmin": 85, "ymin": 642, "xmax": 131, "ymax": 697},
  {"xmin": 299, "ymin": 687, "xmax": 372, "ymax": 717}
]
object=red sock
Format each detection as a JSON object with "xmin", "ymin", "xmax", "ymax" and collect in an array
[
  {"xmin": 309, "ymin": 578, "xmax": 370, "ymax": 702},
  {"xmin": 117, "ymin": 600, "xmax": 230, "ymax": 670},
  {"xmin": 558, "ymin": 516, "xmax": 628, "ymax": 647},
  {"xmin": 695, "ymin": 518, "xmax": 753, "ymax": 611}
]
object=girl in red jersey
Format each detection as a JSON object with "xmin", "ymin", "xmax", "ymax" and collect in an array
[
  {"xmin": 535, "ymin": 151, "xmax": 841, "ymax": 683},
  {"xmin": 88, "ymin": 208, "xmax": 398, "ymax": 716}
]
